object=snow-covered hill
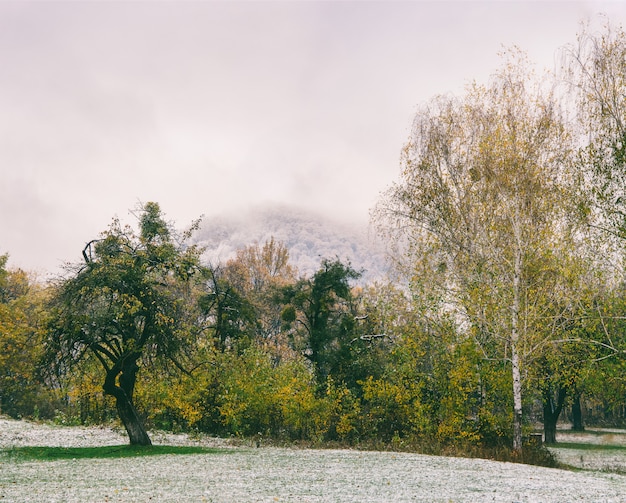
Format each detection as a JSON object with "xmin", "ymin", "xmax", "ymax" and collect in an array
[{"xmin": 194, "ymin": 204, "xmax": 388, "ymax": 282}]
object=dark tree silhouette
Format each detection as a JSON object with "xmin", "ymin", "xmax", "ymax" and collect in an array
[
  {"xmin": 282, "ymin": 258, "xmax": 361, "ymax": 388},
  {"xmin": 46, "ymin": 202, "xmax": 203, "ymax": 445}
]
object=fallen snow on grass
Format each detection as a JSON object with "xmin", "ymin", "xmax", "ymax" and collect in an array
[
  {"xmin": 0, "ymin": 417, "xmax": 234, "ymax": 450},
  {"xmin": 556, "ymin": 428, "xmax": 626, "ymax": 447},
  {"xmin": 548, "ymin": 429, "xmax": 626, "ymax": 473},
  {"xmin": 0, "ymin": 417, "xmax": 127, "ymax": 448},
  {"xmin": 2, "ymin": 418, "xmax": 626, "ymax": 502}
]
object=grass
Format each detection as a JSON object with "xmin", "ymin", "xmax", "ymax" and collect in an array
[
  {"xmin": 546, "ymin": 430, "xmax": 626, "ymax": 474},
  {"xmin": 551, "ymin": 442, "xmax": 626, "ymax": 452},
  {"xmin": 1, "ymin": 444, "xmax": 228, "ymax": 461}
]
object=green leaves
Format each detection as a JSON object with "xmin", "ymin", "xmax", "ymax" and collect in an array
[
  {"xmin": 44, "ymin": 203, "xmax": 205, "ymax": 444},
  {"xmin": 282, "ymin": 258, "xmax": 361, "ymax": 388}
]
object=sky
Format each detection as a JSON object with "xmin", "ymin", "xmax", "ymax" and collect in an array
[{"xmin": 1, "ymin": 0, "xmax": 625, "ymax": 276}]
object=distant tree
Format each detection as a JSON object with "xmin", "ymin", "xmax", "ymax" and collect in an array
[
  {"xmin": 0, "ymin": 253, "xmax": 8, "ymax": 300},
  {"xmin": 562, "ymin": 20, "xmax": 626, "ymax": 243},
  {"xmin": 199, "ymin": 264, "xmax": 257, "ymax": 352},
  {"xmin": 535, "ymin": 340, "xmax": 586, "ymax": 444},
  {"xmin": 282, "ymin": 258, "xmax": 361, "ymax": 388},
  {"xmin": 571, "ymin": 284, "xmax": 626, "ymax": 427},
  {"xmin": 560, "ymin": 20, "xmax": 626, "ymax": 428},
  {"xmin": 224, "ymin": 238, "xmax": 296, "ymax": 343},
  {"xmin": 45, "ymin": 203, "xmax": 203, "ymax": 445}
]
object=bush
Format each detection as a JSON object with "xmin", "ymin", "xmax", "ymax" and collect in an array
[
  {"xmin": 193, "ymin": 347, "xmax": 334, "ymax": 441},
  {"xmin": 360, "ymin": 376, "xmax": 428, "ymax": 442}
]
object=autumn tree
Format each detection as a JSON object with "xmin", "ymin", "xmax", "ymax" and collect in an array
[
  {"xmin": 199, "ymin": 264, "xmax": 257, "ymax": 352},
  {"xmin": 45, "ymin": 203, "xmax": 204, "ymax": 445},
  {"xmin": 562, "ymin": 20, "xmax": 626, "ymax": 244},
  {"xmin": 534, "ymin": 332, "xmax": 596, "ymax": 443},
  {"xmin": 557, "ymin": 20, "xmax": 626, "ymax": 426},
  {"xmin": 569, "ymin": 282, "xmax": 626, "ymax": 427},
  {"xmin": 0, "ymin": 255, "xmax": 52, "ymax": 418},
  {"xmin": 224, "ymin": 238, "xmax": 296, "ymax": 344},
  {"xmin": 375, "ymin": 52, "xmax": 580, "ymax": 451}
]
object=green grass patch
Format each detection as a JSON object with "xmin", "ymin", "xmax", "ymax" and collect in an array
[
  {"xmin": 550, "ymin": 442, "xmax": 626, "ymax": 452},
  {"xmin": 1, "ymin": 444, "xmax": 229, "ymax": 461},
  {"xmin": 556, "ymin": 429, "xmax": 626, "ymax": 438}
]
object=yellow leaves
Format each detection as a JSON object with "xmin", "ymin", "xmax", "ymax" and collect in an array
[
  {"xmin": 362, "ymin": 376, "xmax": 407, "ymax": 407},
  {"xmin": 360, "ymin": 376, "xmax": 426, "ymax": 436},
  {"xmin": 170, "ymin": 393, "xmax": 202, "ymax": 426},
  {"xmin": 437, "ymin": 422, "xmax": 480, "ymax": 444},
  {"xmin": 120, "ymin": 294, "xmax": 142, "ymax": 317},
  {"xmin": 335, "ymin": 413, "xmax": 356, "ymax": 439},
  {"xmin": 155, "ymin": 311, "xmax": 175, "ymax": 326}
]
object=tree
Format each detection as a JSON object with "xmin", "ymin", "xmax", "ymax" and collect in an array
[
  {"xmin": 282, "ymin": 258, "xmax": 361, "ymax": 388},
  {"xmin": 199, "ymin": 264, "xmax": 257, "ymax": 352},
  {"xmin": 560, "ymin": 20, "xmax": 626, "ymax": 427},
  {"xmin": 0, "ymin": 256, "xmax": 52, "ymax": 418},
  {"xmin": 562, "ymin": 20, "xmax": 626, "ymax": 243},
  {"xmin": 374, "ymin": 52, "xmax": 578, "ymax": 451},
  {"xmin": 46, "ymin": 203, "xmax": 203, "ymax": 445},
  {"xmin": 571, "ymin": 283, "xmax": 626, "ymax": 426},
  {"xmin": 535, "ymin": 337, "xmax": 585, "ymax": 444},
  {"xmin": 224, "ymin": 238, "xmax": 296, "ymax": 344}
]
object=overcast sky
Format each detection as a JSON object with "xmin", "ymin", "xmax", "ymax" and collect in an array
[{"xmin": 1, "ymin": 1, "xmax": 625, "ymax": 275}]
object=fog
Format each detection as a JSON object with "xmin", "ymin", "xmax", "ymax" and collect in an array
[{"xmin": 1, "ymin": 1, "xmax": 623, "ymax": 274}]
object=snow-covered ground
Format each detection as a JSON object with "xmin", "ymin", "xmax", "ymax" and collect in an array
[
  {"xmin": 550, "ymin": 428, "xmax": 626, "ymax": 473},
  {"xmin": 0, "ymin": 417, "xmax": 234, "ymax": 450},
  {"xmin": 2, "ymin": 418, "xmax": 626, "ymax": 502}
]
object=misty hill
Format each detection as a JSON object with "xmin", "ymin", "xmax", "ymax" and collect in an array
[{"xmin": 194, "ymin": 205, "xmax": 388, "ymax": 282}]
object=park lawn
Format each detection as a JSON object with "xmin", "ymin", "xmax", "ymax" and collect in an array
[{"xmin": 2, "ymin": 418, "xmax": 626, "ymax": 502}]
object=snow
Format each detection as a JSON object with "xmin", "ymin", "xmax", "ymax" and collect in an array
[
  {"xmin": 2, "ymin": 418, "xmax": 626, "ymax": 502},
  {"xmin": 549, "ymin": 429, "xmax": 626, "ymax": 473}
]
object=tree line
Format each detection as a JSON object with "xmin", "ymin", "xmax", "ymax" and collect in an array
[{"xmin": 2, "ymin": 20, "xmax": 626, "ymax": 462}]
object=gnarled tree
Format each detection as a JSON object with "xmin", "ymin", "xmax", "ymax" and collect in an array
[{"xmin": 46, "ymin": 202, "xmax": 203, "ymax": 445}]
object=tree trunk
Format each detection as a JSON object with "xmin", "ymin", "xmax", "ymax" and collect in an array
[
  {"xmin": 571, "ymin": 392, "xmax": 585, "ymax": 431},
  {"xmin": 543, "ymin": 385, "xmax": 567, "ymax": 444},
  {"xmin": 511, "ymin": 341, "xmax": 523, "ymax": 452},
  {"xmin": 103, "ymin": 359, "xmax": 152, "ymax": 446},
  {"xmin": 115, "ymin": 393, "xmax": 152, "ymax": 446},
  {"xmin": 511, "ymin": 247, "xmax": 523, "ymax": 453}
]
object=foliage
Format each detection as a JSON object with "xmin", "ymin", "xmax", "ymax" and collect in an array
[
  {"xmin": 193, "ymin": 346, "xmax": 331, "ymax": 441},
  {"xmin": 5, "ymin": 20, "xmax": 626, "ymax": 465},
  {"xmin": 282, "ymin": 258, "xmax": 361, "ymax": 388},
  {"xmin": 223, "ymin": 238, "xmax": 297, "ymax": 354},
  {"xmin": 0, "ymin": 258, "xmax": 56, "ymax": 419},
  {"xmin": 373, "ymin": 50, "xmax": 586, "ymax": 450},
  {"xmin": 561, "ymin": 20, "xmax": 626, "ymax": 242},
  {"xmin": 44, "ymin": 202, "xmax": 204, "ymax": 445},
  {"xmin": 199, "ymin": 265, "xmax": 258, "ymax": 352}
]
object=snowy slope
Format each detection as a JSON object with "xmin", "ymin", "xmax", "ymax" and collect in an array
[{"xmin": 195, "ymin": 204, "xmax": 388, "ymax": 282}]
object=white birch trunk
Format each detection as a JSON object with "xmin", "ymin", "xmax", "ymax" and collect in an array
[{"xmin": 511, "ymin": 245, "xmax": 523, "ymax": 452}]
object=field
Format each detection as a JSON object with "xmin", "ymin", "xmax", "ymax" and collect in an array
[{"xmin": 2, "ymin": 418, "xmax": 626, "ymax": 502}]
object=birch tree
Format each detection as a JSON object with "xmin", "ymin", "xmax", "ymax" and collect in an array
[
  {"xmin": 375, "ymin": 53, "xmax": 577, "ymax": 451},
  {"xmin": 557, "ymin": 21, "xmax": 626, "ymax": 387},
  {"xmin": 562, "ymin": 20, "xmax": 626, "ymax": 243}
]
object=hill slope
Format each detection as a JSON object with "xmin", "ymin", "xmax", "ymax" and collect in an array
[{"xmin": 194, "ymin": 205, "xmax": 388, "ymax": 282}]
